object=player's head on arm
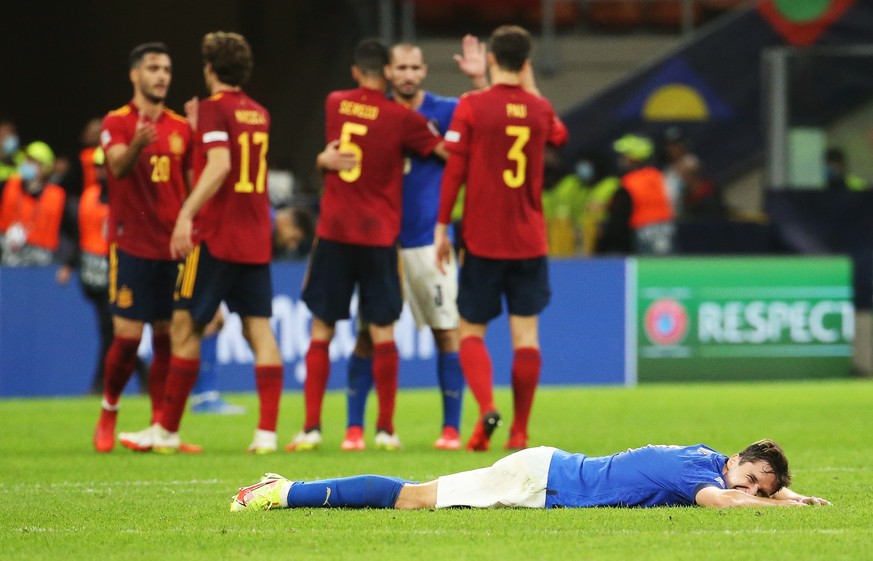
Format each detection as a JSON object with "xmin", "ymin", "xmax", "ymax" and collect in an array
[
  {"xmin": 352, "ymin": 38, "xmax": 390, "ymax": 90},
  {"xmin": 696, "ymin": 439, "xmax": 803, "ymax": 508},
  {"xmin": 201, "ymin": 31, "xmax": 253, "ymax": 91}
]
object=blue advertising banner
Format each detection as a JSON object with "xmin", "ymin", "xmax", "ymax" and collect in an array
[{"xmin": 0, "ymin": 259, "xmax": 629, "ymax": 398}]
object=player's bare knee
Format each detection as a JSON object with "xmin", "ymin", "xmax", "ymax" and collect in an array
[
  {"xmin": 394, "ymin": 482, "xmax": 437, "ymax": 510},
  {"xmin": 368, "ymin": 323, "xmax": 395, "ymax": 344},
  {"xmin": 432, "ymin": 328, "xmax": 459, "ymax": 353},
  {"xmin": 113, "ymin": 317, "xmax": 144, "ymax": 340}
]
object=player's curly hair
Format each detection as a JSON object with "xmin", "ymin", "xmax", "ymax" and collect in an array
[
  {"xmin": 738, "ymin": 439, "xmax": 791, "ymax": 493},
  {"xmin": 202, "ymin": 31, "xmax": 253, "ymax": 87},
  {"xmin": 488, "ymin": 25, "xmax": 531, "ymax": 72}
]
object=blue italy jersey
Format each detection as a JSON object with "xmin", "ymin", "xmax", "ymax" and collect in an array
[
  {"xmin": 399, "ymin": 91, "xmax": 457, "ymax": 248},
  {"xmin": 545, "ymin": 444, "xmax": 728, "ymax": 508}
]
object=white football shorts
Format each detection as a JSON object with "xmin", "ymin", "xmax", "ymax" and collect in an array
[
  {"xmin": 435, "ymin": 446, "xmax": 557, "ymax": 509},
  {"xmin": 400, "ymin": 244, "xmax": 459, "ymax": 330}
]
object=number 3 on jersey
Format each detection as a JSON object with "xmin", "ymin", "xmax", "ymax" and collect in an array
[
  {"xmin": 339, "ymin": 122, "xmax": 367, "ymax": 183},
  {"xmin": 234, "ymin": 131, "xmax": 269, "ymax": 193},
  {"xmin": 504, "ymin": 125, "xmax": 530, "ymax": 188}
]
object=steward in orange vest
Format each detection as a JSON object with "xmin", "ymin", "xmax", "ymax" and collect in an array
[
  {"xmin": 0, "ymin": 141, "xmax": 66, "ymax": 266},
  {"xmin": 598, "ymin": 134, "xmax": 674, "ymax": 255},
  {"xmin": 57, "ymin": 146, "xmax": 110, "ymax": 292}
]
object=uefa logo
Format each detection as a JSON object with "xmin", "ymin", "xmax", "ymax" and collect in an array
[{"xmin": 644, "ymin": 298, "xmax": 689, "ymax": 346}]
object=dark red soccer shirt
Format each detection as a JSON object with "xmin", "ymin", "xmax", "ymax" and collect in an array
[
  {"xmin": 317, "ymin": 86, "xmax": 441, "ymax": 247},
  {"xmin": 192, "ymin": 90, "xmax": 272, "ymax": 264},
  {"xmin": 101, "ymin": 103, "xmax": 192, "ymax": 260},
  {"xmin": 438, "ymin": 84, "xmax": 568, "ymax": 259}
]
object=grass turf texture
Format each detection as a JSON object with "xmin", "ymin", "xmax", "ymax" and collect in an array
[{"xmin": 2, "ymin": 380, "xmax": 871, "ymax": 561}]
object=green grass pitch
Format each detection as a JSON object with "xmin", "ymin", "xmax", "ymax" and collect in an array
[{"xmin": 2, "ymin": 379, "xmax": 872, "ymax": 561}]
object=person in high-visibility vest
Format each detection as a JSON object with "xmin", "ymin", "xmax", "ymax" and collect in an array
[
  {"xmin": 597, "ymin": 134, "xmax": 674, "ymax": 256},
  {"xmin": 57, "ymin": 147, "xmax": 150, "ymax": 395},
  {"xmin": 0, "ymin": 141, "xmax": 66, "ymax": 266}
]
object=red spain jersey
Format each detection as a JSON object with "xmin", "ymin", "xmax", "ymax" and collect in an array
[
  {"xmin": 101, "ymin": 103, "xmax": 192, "ymax": 260},
  {"xmin": 318, "ymin": 86, "xmax": 441, "ymax": 247},
  {"xmin": 192, "ymin": 90, "xmax": 272, "ymax": 264},
  {"xmin": 439, "ymin": 84, "xmax": 568, "ymax": 259}
]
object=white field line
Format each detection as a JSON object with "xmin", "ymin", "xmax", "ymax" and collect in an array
[{"xmin": 0, "ymin": 478, "xmax": 229, "ymax": 491}]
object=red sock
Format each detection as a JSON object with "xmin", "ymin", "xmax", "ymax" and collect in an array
[
  {"xmin": 160, "ymin": 356, "xmax": 199, "ymax": 433},
  {"xmin": 255, "ymin": 364, "xmax": 283, "ymax": 432},
  {"xmin": 103, "ymin": 336, "xmax": 141, "ymax": 406},
  {"xmin": 304, "ymin": 340, "xmax": 330, "ymax": 431},
  {"xmin": 149, "ymin": 333, "xmax": 170, "ymax": 425},
  {"xmin": 372, "ymin": 342, "xmax": 399, "ymax": 434},
  {"xmin": 511, "ymin": 347, "xmax": 541, "ymax": 436},
  {"xmin": 460, "ymin": 336, "xmax": 495, "ymax": 415}
]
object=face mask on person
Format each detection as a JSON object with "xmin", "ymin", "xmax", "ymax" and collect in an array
[
  {"xmin": 575, "ymin": 162, "xmax": 594, "ymax": 183},
  {"xmin": 2, "ymin": 134, "xmax": 18, "ymax": 157},
  {"xmin": 18, "ymin": 161, "xmax": 39, "ymax": 182}
]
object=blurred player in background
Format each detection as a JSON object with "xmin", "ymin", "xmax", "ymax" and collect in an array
[
  {"xmin": 288, "ymin": 38, "xmax": 445, "ymax": 452},
  {"xmin": 340, "ymin": 37, "xmax": 488, "ymax": 452},
  {"xmin": 436, "ymin": 25, "xmax": 568, "ymax": 452},
  {"xmin": 93, "ymin": 42, "xmax": 194, "ymax": 453}
]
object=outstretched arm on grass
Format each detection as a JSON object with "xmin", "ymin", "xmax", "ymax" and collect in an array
[
  {"xmin": 695, "ymin": 486, "xmax": 830, "ymax": 508},
  {"xmin": 771, "ymin": 487, "xmax": 831, "ymax": 506}
]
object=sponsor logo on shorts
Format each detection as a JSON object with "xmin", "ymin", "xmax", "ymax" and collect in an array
[{"xmin": 117, "ymin": 286, "xmax": 134, "ymax": 309}]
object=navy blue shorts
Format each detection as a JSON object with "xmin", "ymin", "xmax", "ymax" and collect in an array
[
  {"xmin": 174, "ymin": 243, "xmax": 273, "ymax": 325},
  {"xmin": 108, "ymin": 244, "xmax": 177, "ymax": 322},
  {"xmin": 457, "ymin": 252, "xmax": 551, "ymax": 324},
  {"xmin": 302, "ymin": 238, "xmax": 402, "ymax": 326}
]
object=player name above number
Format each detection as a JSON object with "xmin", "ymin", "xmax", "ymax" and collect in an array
[
  {"xmin": 235, "ymin": 110, "xmax": 267, "ymax": 125},
  {"xmin": 339, "ymin": 100, "xmax": 380, "ymax": 120},
  {"xmin": 506, "ymin": 103, "xmax": 528, "ymax": 118}
]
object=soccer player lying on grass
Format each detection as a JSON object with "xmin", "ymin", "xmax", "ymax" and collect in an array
[{"xmin": 230, "ymin": 439, "xmax": 830, "ymax": 511}]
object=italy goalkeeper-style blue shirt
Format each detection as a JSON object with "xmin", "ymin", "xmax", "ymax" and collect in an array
[
  {"xmin": 545, "ymin": 444, "xmax": 728, "ymax": 508},
  {"xmin": 398, "ymin": 91, "xmax": 457, "ymax": 249}
]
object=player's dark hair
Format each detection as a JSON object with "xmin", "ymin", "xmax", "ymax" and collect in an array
[
  {"xmin": 202, "ymin": 31, "xmax": 253, "ymax": 86},
  {"xmin": 354, "ymin": 38, "xmax": 390, "ymax": 77},
  {"xmin": 129, "ymin": 42, "xmax": 170, "ymax": 69},
  {"xmin": 488, "ymin": 25, "xmax": 531, "ymax": 72},
  {"xmin": 738, "ymin": 439, "xmax": 791, "ymax": 493}
]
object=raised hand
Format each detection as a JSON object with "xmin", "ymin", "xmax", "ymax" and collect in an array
[{"xmin": 453, "ymin": 34, "xmax": 487, "ymax": 88}]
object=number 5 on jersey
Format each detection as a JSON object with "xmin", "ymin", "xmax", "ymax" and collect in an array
[{"xmin": 339, "ymin": 121, "xmax": 367, "ymax": 183}]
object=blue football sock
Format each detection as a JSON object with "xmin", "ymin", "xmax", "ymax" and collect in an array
[
  {"xmin": 346, "ymin": 355, "xmax": 373, "ymax": 428},
  {"xmin": 438, "ymin": 351, "xmax": 464, "ymax": 429},
  {"xmin": 192, "ymin": 333, "xmax": 219, "ymax": 396},
  {"xmin": 286, "ymin": 475, "xmax": 410, "ymax": 509}
]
